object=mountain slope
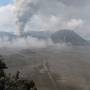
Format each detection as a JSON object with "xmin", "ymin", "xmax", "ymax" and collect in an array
[
  {"xmin": 0, "ymin": 31, "xmax": 51, "ymax": 41},
  {"xmin": 51, "ymin": 30, "xmax": 89, "ymax": 46}
]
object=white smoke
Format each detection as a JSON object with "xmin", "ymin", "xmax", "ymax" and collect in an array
[
  {"xmin": 16, "ymin": 0, "xmax": 40, "ymax": 35},
  {"xmin": 14, "ymin": 0, "xmax": 84, "ymax": 49},
  {"xmin": 0, "ymin": 37, "xmax": 55, "ymax": 49},
  {"xmin": 16, "ymin": 0, "xmax": 83, "ymax": 34}
]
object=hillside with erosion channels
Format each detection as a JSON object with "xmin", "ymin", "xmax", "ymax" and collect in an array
[{"xmin": 51, "ymin": 30, "xmax": 90, "ymax": 46}]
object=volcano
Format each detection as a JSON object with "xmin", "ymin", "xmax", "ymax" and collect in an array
[{"xmin": 51, "ymin": 30, "xmax": 89, "ymax": 46}]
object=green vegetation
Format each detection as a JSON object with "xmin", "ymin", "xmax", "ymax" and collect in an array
[{"xmin": 0, "ymin": 55, "xmax": 37, "ymax": 90}]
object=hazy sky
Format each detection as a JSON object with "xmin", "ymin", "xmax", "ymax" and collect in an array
[{"xmin": 0, "ymin": 0, "xmax": 90, "ymax": 39}]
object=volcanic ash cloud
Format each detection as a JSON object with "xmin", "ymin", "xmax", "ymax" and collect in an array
[{"xmin": 16, "ymin": 0, "xmax": 40, "ymax": 36}]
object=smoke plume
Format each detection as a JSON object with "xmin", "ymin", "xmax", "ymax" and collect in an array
[
  {"xmin": 16, "ymin": 0, "xmax": 40, "ymax": 36},
  {"xmin": 16, "ymin": 0, "xmax": 84, "ymax": 35}
]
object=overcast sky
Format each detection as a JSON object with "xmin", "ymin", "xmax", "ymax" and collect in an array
[{"xmin": 0, "ymin": 0, "xmax": 90, "ymax": 39}]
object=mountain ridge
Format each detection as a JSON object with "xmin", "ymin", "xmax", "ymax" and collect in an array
[
  {"xmin": 0, "ymin": 30, "xmax": 89, "ymax": 46},
  {"xmin": 51, "ymin": 30, "xmax": 89, "ymax": 46}
]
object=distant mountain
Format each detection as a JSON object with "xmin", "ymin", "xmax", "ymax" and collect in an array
[
  {"xmin": 0, "ymin": 30, "xmax": 89, "ymax": 46},
  {"xmin": 23, "ymin": 31, "xmax": 51, "ymax": 40},
  {"xmin": 0, "ymin": 31, "xmax": 17, "ymax": 41},
  {"xmin": 51, "ymin": 30, "xmax": 90, "ymax": 46},
  {"xmin": 0, "ymin": 31, "xmax": 51, "ymax": 41}
]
